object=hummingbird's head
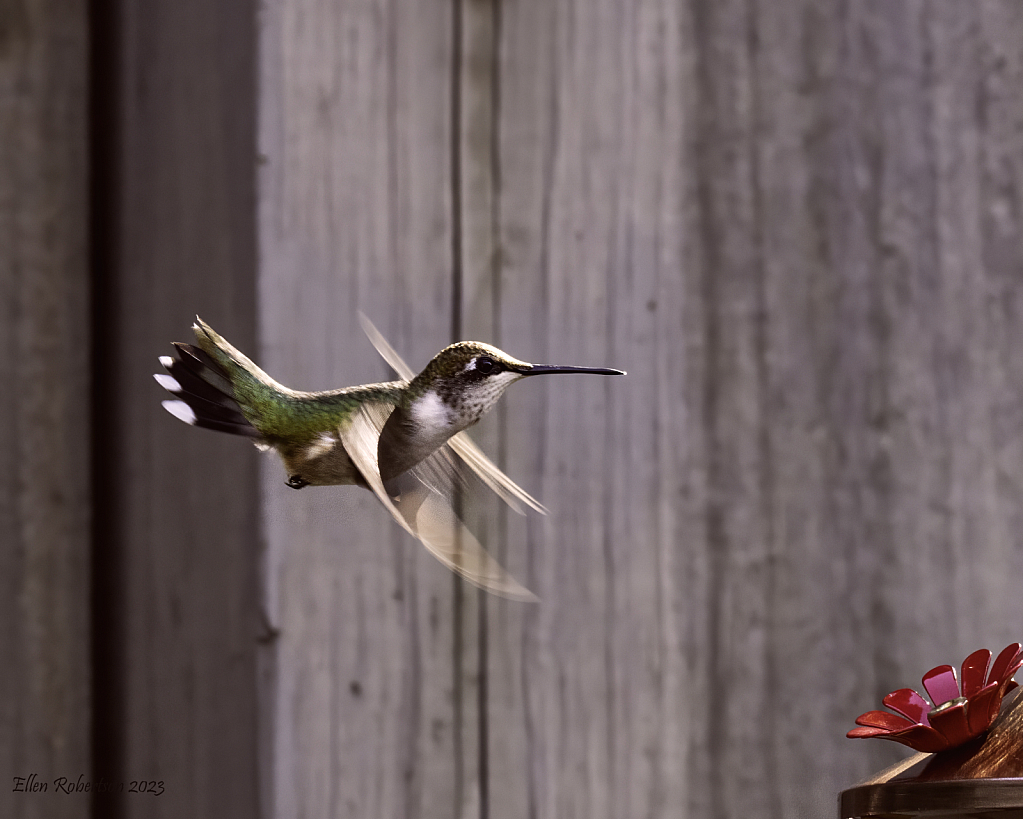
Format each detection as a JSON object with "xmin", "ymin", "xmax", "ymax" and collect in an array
[
  {"xmin": 408, "ymin": 341, "xmax": 625, "ymax": 434},
  {"xmin": 377, "ymin": 339, "xmax": 625, "ymax": 481}
]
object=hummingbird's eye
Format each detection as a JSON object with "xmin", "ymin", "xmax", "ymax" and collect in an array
[{"xmin": 475, "ymin": 357, "xmax": 496, "ymax": 375}]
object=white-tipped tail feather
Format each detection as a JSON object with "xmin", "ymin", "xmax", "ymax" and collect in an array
[
  {"xmin": 162, "ymin": 399, "xmax": 197, "ymax": 425},
  {"xmin": 154, "ymin": 338, "xmax": 263, "ymax": 440},
  {"xmin": 153, "ymin": 373, "xmax": 182, "ymax": 393}
]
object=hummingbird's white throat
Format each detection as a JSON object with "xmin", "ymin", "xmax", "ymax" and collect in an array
[
  {"xmin": 404, "ymin": 390, "xmax": 458, "ymax": 458},
  {"xmin": 411, "ymin": 367, "xmax": 521, "ymax": 432},
  {"xmin": 410, "ymin": 390, "xmax": 453, "ymax": 426}
]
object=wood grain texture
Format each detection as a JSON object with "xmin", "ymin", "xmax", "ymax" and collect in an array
[
  {"xmin": 473, "ymin": 1, "xmax": 1023, "ymax": 816},
  {"xmin": 488, "ymin": 4, "xmax": 702, "ymax": 817},
  {"xmin": 257, "ymin": 2, "xmax": 1023, "ymax": 818},
  {"xmin": 257, "ymin": 1, "xmax": 475, "ymax": 817},
  {"xmin": 94, "ymin": 0, "xmax": 261, "ymax": 816},
  {"xmin": 0, "ymin": 0, "xmax": 90, "ymax": 816}
]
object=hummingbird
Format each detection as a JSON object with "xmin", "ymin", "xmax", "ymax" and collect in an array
[{"xmin": 154, "ymin": 315, "xmax": 625, "ymax": 599}]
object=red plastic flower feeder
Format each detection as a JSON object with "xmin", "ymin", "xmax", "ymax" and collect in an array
[{"xmin": 848, "ymin": 643, "xmax": 1023, "ymax": 753}]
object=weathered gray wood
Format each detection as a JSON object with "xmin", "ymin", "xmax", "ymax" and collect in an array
[
  {"xmin": 257, "ymin": 2, "xmax": 1023, "ymax": 818},
  {"xmin": 257, "ymin": 2, "xmax": 480, "ymax": 817},
  {"xmin": 98, "ymin": 0, "xmax": 261, "ymax": 816},
  {"xmin": 0, "ymin": 0, "xmax": 90, "ymax": 816},
  {"xmin": 487, "ymin": 2, "xmax": 1023, "ymax": 818},
  {"xmin": 487, "ymin": 4, "xmax": 701, "ymax": 817}
]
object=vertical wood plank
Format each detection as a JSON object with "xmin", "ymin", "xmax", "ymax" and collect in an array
[
  {"xmin": 97, "ymin": 0, "xmax": 261, "ymax": 816},
  {"xmin": 453, "ymin": 0, "xmax": 500, "ymax": 814},
  {"xmin": 493, "ymin": 1, "xmax": 714, "ymax": 815},
  {"xmin": 258, "ymin": 1, "xmax": 471, "ymax": 816},
  {"xmin": 0, "ymin": 1, "xmax": 90, "ymax": 817},
  {"xmin": 747, "ymin": 1, "xmax": 864, "ymax": 813}
]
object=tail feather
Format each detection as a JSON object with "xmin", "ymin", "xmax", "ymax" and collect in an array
[
  {"xmin": 155, "ymin": 343, "xmax": 262, "ymax": 440},
  {"xmin": 159, "ymin": 352, "xmax": 235, "ymax": 411},
  {"xmin": 189, "ymin": 317, "xmax": 288, "ymax": 435},
  {"xmin": 161, "ymin": 379, "xmax": 249, "ymax": 426},
  {"xmin": 170, "ymin": 342, "xmax": 236, "ymax": 398}
]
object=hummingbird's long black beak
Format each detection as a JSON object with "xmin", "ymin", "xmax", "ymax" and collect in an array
[{"xmin": 519, "ymin": 364, "xmax": 626, "ymax": 376}]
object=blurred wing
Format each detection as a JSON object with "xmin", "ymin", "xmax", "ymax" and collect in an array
[
  {"xmin": 336, "ymin": 399, "xmax": 537, "ymax": 601},
  {"xmin": 358, "ymin": 313, "xmax": 416, "ymax": 380},
  {"xmin": 385, "ymin": 469, "xmax": 538, "ymax": 602},
  {"xmin": 359, "ymin": 312, "xmax": 547, "ymax": 515},
  {"xmin": 444, "ymin": 435, "xmax": 546, "ymax": 515},
  {"xmin": 334, "ymin": 403, "xmax": 416, "ymax": 537}
]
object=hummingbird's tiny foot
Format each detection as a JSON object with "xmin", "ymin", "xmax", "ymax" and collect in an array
[{"xmin": 286, "ymin": 474, "xmax": 309, "ymax": 490}]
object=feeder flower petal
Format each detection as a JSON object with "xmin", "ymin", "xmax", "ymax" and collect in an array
[{"xmin": 847, "ymin": 643, "xmax": 1022, "ymax": 753}]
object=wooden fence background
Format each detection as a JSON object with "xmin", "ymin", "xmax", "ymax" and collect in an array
[{"xmin": 3, "ymin": 1, "xmax": 1023, "ymax": 818}]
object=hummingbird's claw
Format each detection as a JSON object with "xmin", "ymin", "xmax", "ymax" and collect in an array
[{"xmin": 286, "ymin": 474, "xmax": 310, "ymax": 490}]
